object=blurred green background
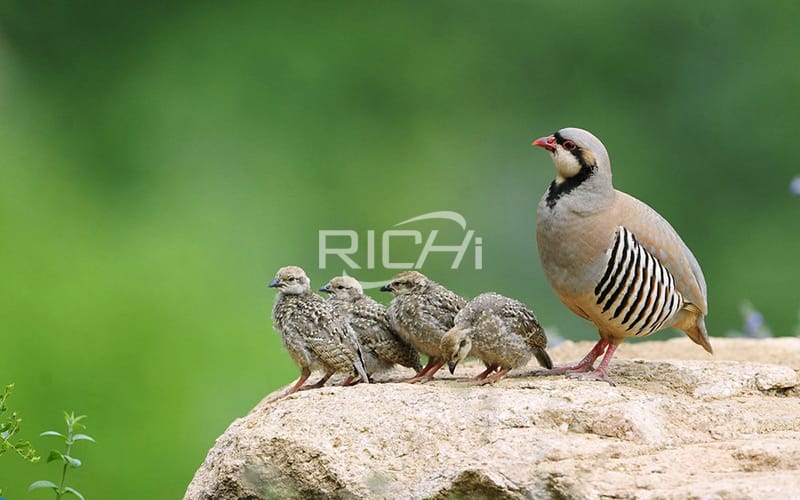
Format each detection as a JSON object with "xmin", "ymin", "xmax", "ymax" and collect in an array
[{"xmin": 1, "ymin": 1, "xmax": 798, "ymax": 497}]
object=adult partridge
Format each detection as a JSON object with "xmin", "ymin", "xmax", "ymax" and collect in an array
[
  {"xmin": 532, "ymin": 127, "xmax": 711, "ymax": 385},
  {"xmin": 440, "ymin": 292, "xmax": 553, "ymax": 384},
  {"xmin": 319, "ymin": 275, "xmax": 422, "ymax": 380},
  {"xmin": 380, "ymin": 271, "xmax": 466, "ymax": 383},
  {"xmin": 269, "ymin": 266, "xmax": 369, "ymax": 393}
]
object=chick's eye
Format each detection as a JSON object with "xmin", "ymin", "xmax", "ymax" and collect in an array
[
  {"xmin": 336, "ymin": 285, "xmax": 344, "ymax": 290},
  {"xmin": 562, "ymin": 140, "xmax": 577, "ymax": 151},
  {"xmin": 287, "ymin": 277, "xmax": 296, "ymax": 282},
  {"xmin": 392, "ymin": 281, "xmax": 400, "ymax": 287}
]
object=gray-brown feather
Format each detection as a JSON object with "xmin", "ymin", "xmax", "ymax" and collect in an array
[
  {"xmin": 451, "ymin": 293, "xmax": 552, "ymax": 370},
  {"xmin": 386, "ymin": 275, "xmax": 466, "ymax": 359},
  {"xmin": 272, "ymin": 291, "xmax": 367, "ymax": 379},
  {"xmin": 329, "ymin": 292, "xmax": 422, "ymax": 373}
]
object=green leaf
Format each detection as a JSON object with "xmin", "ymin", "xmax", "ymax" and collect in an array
[
  {"xmin": 47, "ymin": 449, "xmax": 64, "ymax": 463},
  {"xmin": 64, "ymin": 454, "xmax": 82, "ymax": 468},
  {"xmin": 72, "ymin": 433, "xmax": 95, "ymax": 443},
  {"xmin": 40, "ymin": 430, "xmax": 65, "ymax": 439},
  {"xmin": 28, "ymin": 479, "xmax": 59, "ymax": 491},
  {"xmin": 13, "ymin": 439, "xmax": 39, "ymax": 462},
  {"xmin": 64, "ymin": 486, "xmax": 86, "ymax": 500}
]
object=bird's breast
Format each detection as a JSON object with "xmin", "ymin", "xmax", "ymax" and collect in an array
[{"xmin": 536, "ymin": 203, "xmax": 614, "ymax": 298}]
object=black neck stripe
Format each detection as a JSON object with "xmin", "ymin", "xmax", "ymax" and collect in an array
[{"xmin": 545, "ymin": 133, "xmax": 597, "ymax": 209}]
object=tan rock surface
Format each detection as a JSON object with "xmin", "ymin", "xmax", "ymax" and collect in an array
[{"xmin": 185, "ymin": 337, "xmax": 800, "ymax": 499}]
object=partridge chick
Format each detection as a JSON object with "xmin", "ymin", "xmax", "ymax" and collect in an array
[
  {"xmin": 380, "ymin": 271, "xmax": 466, "ymax": 383},
  {"xmin": 269, "ymin": 266, "xmax": 369, "ymax": 393},
  {"xmin": 320, "ymin": 275, "xmax": 422, "ymax": 379},
  {"xmin": 532, "ymin": 127, "xmax": 711, "ymax": 385},
  {"xmin": 441, "ymin": 292, "xmax": 553, "ymax": 384}
]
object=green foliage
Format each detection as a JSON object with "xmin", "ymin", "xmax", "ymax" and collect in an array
[
  {"xmin": 29, "ymin": 412, "xmax": 94, "ymax": 500},
  {"xmin": 1, "ymin": 384, "xmax": 40, "ymax": 494}
]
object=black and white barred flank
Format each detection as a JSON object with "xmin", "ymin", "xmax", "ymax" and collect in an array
[{"xmin": 593, "ymin": 226, "xmax": 684, "ymax": 336}]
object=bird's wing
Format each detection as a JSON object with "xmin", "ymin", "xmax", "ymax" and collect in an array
[
  {"xmin": 498, "ymin": 298, "xmax": 548, "ymax": 350},
  {"xmin": 423, "ymin": 285, "xmax": 467, "ymax": 332},
  {"xmin": 615, "ymin": 191, "xmax": 707, "ymax": 314}
]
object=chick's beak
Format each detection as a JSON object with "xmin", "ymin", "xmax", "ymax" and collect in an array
[
  {"xmin": 319, "ymin": 284, "xmax": 331, "ymax": 293},
  {"xmin": 268, "ymin": 278, "xmax": 281, "ymax": 288},
  {"xmin": 379, "ymin": 284, "xmax": 391, "ymax": 292},
  {"xmin": 533, "ymin": 135, "xmax": 556, "ymax": 153},
  {"xmin": 448, "ymin": 361, "xmax": 458, "ymax": 375}
]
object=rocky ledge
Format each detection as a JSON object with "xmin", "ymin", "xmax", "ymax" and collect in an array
[{"xmin": 185, "ymin": 337, "xmax": 800, "ymax": 499}]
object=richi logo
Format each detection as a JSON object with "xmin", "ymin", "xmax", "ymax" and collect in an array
[{"xmin": 318, "ymin": 211, "xmax": 482, "ymax": 289}]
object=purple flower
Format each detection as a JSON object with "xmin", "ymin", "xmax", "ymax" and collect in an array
[
  {"xmin": 743, "ymin": 310, "xmax": 764, "ymax": 336},
  {"xmin": 790, "ymin": 176, "xmax": 800, "ymax": 196},
  {"xmin": 734, "ymin": 301, "xmax": 772, "ymax": 339}
]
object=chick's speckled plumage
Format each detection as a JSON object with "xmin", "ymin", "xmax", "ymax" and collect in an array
[
  {"xmin": 320, "ymin": 276, "xmax": 422, "ymax": 374},
  {"xmin": 269, "ymin": 266, "xmax": 369, "ymax": 393},
  {"xmin": 381, "ymin": 271, "xmax": 466, "ymax": 382},
  {"xmin": 441, "ymin": 293, "xmax": 553, "ymax": 383},
  {"xmin": 533, "ymin": 128, "xmax": 711, "ymax": 385}
]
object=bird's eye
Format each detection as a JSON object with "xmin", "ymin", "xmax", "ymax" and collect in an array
[
  {"xmin": 392, "ymin": 281, "xmax": 400, "ymax": 287},
  {"xmin": 287, "ymin": 277, "xmax": 296, "ymax": 282},
  {"xmin": 562, "ymin": 140, "xmax": 577, "ymax": 151},
  {"xmin": 337, "ymin": 285, "xmax": 344, "ymax": 290}
]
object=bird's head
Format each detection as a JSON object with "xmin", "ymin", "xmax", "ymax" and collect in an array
[
  {"xmin": 533, "ymin": 127, "xmax": 611, "ymax": 185},
  {"xmin": 440, "ymin": 327, "xmax": 472, "ymax": 375},
  {"xmin": 319, "ymin": 275, "xmax": 363, "ymax": 300},
  {"xmin": 268, "ymin": 266, "xmax": 311, "ymax": 295},
  {"xmin": 379, "ymin": 270, "xmax": 430, "ymax": 295}
]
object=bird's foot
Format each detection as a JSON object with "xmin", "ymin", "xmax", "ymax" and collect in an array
[
  {"xmin": 405, "ymin": 374, "xmax": 435, "ymax": 384},
  {"xmin": 567, "ymin": 369, "xmax": 616, "ymax": 386},
  {"xmin": 474, "ymin": 364, "xmax": 500, "ymax": 380},
  {"xmin": 471, "ymin": 367, "xmax": 510, "ymax": 385},
  {"xmin": 471, "ymin": 377, "xmax": 495, "ymax": 386},
  {"xmin": 533, "ymin": 363, "xmax": 595, "ymax": 376}
]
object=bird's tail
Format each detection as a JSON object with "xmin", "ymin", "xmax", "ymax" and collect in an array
[
  {"xmin": 683, "ymin": 313, "xmax": 713, "ymax": 354},
  {"xmin": 534, "ymin": 348, "xmax": 554, "ymax": 370}
]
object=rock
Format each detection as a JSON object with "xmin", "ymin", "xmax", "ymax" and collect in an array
[{"xmin": 184, "ymin": 337, "xmax": 800, "ymax": 499}]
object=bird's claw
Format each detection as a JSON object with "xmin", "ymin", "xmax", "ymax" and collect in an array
[{"xmin": 533, "ymin": 364, "xmax": 593, "ymax": 376}]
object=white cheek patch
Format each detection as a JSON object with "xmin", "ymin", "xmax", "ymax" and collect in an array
[{"xmin": 554, "ymin": 149, "xmax": 583, "ymax": 181}]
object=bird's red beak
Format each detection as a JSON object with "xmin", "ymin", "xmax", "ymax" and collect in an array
[{"xmin": 533, "ymin": 135, "xmax": 556, "ymax": 153}]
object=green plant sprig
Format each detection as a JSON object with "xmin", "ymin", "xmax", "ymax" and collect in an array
[
  {"xmin": 1, "ymin": 383, "xmax": 40, "ymax": 495},
  {"xmin": 29, "ymin": 412, "xmax": 95, "ymax": 500}
]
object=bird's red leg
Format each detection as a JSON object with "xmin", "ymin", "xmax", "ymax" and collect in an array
[
  {"xmin": 285, "ymin": 367, "xmax": 312, "ymax": 394},
  {"xmin": 474, "ymin": 367, "xmax": 511, "ymax": 385},
  {"xmin": 568, "ymin": 342, "xmax": 619, "ymax": 386},
  {"xmin": 475, "ymin": 364, "xmax": 499, "ymax": 380},
  {"xmin": 342, "ymin": 373, "xmax": 371, "ymax": 386},
  {"xmin": 534, "ymin": 338, "xmax": 609, "ymax": 376},
  {"xmin": 301, "ymin": 371, "xmax": 334, "ymax": 390},
  {"xmin": 416, "ymin": 357, "xmax": 438, "ymax": 376},
  {"xmin": 407, "ymin": 359, "xmax": 445, "ymax": 384},
  {"xmin": 403, "ymin": 357, "xmax": 438, "ymax": 382}
]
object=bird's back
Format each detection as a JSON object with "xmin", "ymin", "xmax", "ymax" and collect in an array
[
  {"xmin": 389, "ymin": 283, "xmax": 465, "ymax": 357},
  {"xmin": 458, "ymin": 293, "xmax": 552, "ymax": 369}
]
